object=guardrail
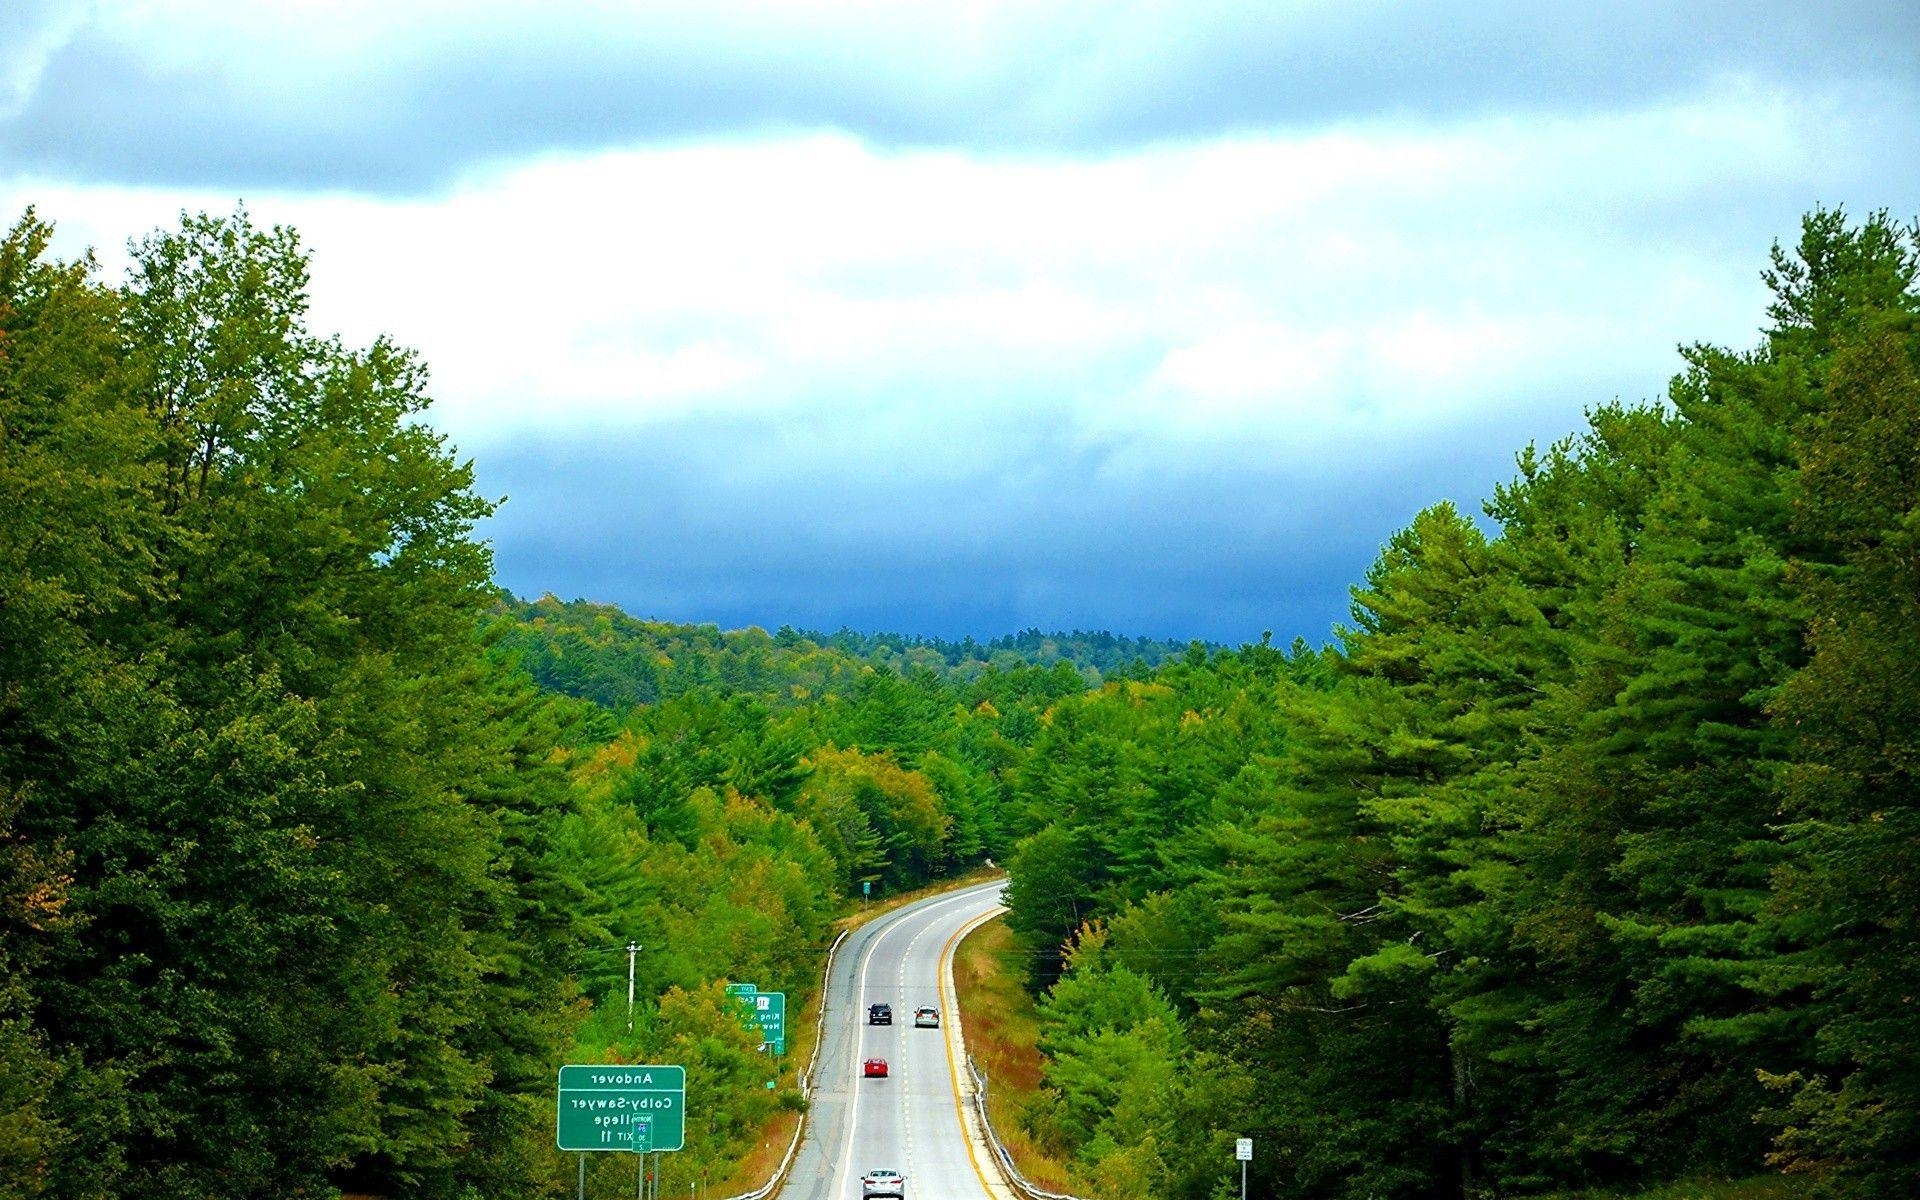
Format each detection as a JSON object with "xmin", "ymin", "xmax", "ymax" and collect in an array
[
  {"xmin": 714, "ymin": 928, "xmax": 849, "ymax": 1200},
  {"xmin": 966, "ymin": 1055, "xmax": 1090, "ymax": 1200}
]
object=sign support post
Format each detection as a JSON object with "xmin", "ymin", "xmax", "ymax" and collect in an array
[
  {"xmin": 1236, "ymin": 1137, "xmax": 1253, "ymax": 1200},
  {"xmin": 626, "ymin": 942, "xmax": 643, "ymax": 1031},
  {"xmin": 631, "ymin": 1117, "xmax": 652, "ymax": 1199}
]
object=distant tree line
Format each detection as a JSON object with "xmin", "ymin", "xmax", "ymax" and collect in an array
[
  {"xmin": 483, "ymin": 594, "xmax": 1201, "ymax": 710},
  {"xmin": 795, "ymin": 625, "xmax": 1204, "ymax": 678},
  {"xmin": 996, "ymin": 209, "xmax": 1920, "ymax": 1200}
]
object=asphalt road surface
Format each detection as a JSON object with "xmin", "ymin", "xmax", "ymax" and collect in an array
[{"xmin": 783, "ymin": 880, "xmax": 1009, "ymax": 1200}]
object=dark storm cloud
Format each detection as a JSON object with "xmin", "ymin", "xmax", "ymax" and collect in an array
[
  {"xmin": 4, "ymin": 1, "xmax": 1915, "ymax": 193},
  {"xmin": 468, "ymin": 410, "xmax": 1530, "ymax": 645}
]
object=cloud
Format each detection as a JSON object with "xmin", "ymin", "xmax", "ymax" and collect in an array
[
  {"xmin": 0, "ymin": 2, "xmax": 96, "ymax": 112},
  {"xmin": 4, "ymin": 13, "xmax": 1914, "ymax": 639},
  {"xmin": 2, "ymin": 1, "xmax": 1915, "ymax": 193},
  {"xmin": 17, "ymin": 85, "xmax": 1837, "ymax": 447},
  {"xmin": 470, "ymin": 414, "xmax": 1463, "ymax": 643}
]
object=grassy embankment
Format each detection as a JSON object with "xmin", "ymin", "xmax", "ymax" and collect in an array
[
  {"xmin": 704, "ymin": 867, "xmax": 1008, "ymax": 1196},
  {"xmin": 953, "ymin": 914, "xmax": 1081, "ymax": 1194}
]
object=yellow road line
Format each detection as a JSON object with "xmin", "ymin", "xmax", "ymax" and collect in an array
[{"xmin": 941, "ymin": 902, "xmax": 1013, "ymax": 1199}]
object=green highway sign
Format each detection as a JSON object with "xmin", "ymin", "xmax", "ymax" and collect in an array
[
  {"xmin": 556, "ymin": 1064, "xmax": 685, "ymax": 1152},
  {"xmin": 724, "ymin": 982, "xmax": 757, "ymax": 997},
  {"xmin": 734, "ymin": 990, "xmax": 786, "ymax": 1055}
]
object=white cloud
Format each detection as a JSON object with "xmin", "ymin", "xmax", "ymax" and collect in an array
[
  {"xmin": 3, "ymin": 10, "xmax": 1910, "ymax": 638},
  {"xmin": 0, "ymin": 81, "xmax": 1845, "ymax": 473},
  {"xmin": 0, "ymin": 1, "xmax": 96, "ymax": 118}
]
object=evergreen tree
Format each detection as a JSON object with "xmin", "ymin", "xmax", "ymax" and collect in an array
[{"xmin": 1761, "ymin": 215, "xmax": 1920, "ymax": 1196}]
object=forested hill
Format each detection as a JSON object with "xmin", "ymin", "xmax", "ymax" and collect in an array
[{"xmin": 482, "ymin": 592, "xmax": 1208, "ymax": 707}]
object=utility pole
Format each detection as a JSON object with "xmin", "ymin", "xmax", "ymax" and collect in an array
[{"xmin": 626, "ymin": 941, "xmax": 642, "ymax": 1032}]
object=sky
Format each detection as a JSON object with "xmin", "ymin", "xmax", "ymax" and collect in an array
[{"xmin": 5, "ymin": 2, "xmax": 1917, "ymax": 644}]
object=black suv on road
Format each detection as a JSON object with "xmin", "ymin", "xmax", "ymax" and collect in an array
[{"xmin": 868, "ymin": 1003, "xmax": 892, "ymax": 1025}]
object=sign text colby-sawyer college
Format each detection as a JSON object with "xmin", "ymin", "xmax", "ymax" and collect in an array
[{"xmin": 555, "ymin": 1065, "xmax": 686, "ymax": 1152}]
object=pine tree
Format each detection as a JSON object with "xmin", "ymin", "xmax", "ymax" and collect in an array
[{"xmin": 1761, "ymin": 218, "xmax": 1920, "ymax": 1194}]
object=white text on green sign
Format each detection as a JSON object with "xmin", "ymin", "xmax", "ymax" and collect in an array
[
  {"xmin": 555, "ymin": 1065, "xmax": 686, "ymax": 1152},
  {"xmin": 733, "ymin": 991, "xmax": 786, "ymax": 1053}
]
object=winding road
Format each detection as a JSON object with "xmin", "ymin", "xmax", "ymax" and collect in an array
[{"xmin": 785, "ymin": 880, "xmax": 1010, "ymax": 1200}]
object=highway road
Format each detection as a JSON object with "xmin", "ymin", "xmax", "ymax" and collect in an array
[{"xmin": 784, "ymin": 880, "xmax": 1009, "ymax": 1200}]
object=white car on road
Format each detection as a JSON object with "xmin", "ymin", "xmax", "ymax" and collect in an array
[{"xmin": 861, "ymin": 1168, "xmax": 905, "ymax": 1198}]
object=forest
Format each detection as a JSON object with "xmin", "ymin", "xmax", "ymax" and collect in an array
[
  {"xmin": 2, "ymin": 203, "xmax": 1916, "ymax": 1200},
  {"xmin": 482, "ymin": 593, "xmax": 1200, "ymax": 709},
  {"xmin": 993, "ymin": 209, "xmax": 1920, "ymax": 1200},
  {"xmin": 0, "ymin": 207, "xmax": 1042, "ymax": 1200}
]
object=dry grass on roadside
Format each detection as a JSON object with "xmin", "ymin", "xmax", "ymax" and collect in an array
[
  {"xmin": 954, "ymin": 915, "xmax": 1078, "ymax": 1194},
  {"xmin": 703, "ymin": 1107, "xmax": 802, "ymax": 1197}
]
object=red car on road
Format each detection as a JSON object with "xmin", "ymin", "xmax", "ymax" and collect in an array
[{"xmin": 863, "ymin": 1058, "xmax": 889, "ymax": 1078}]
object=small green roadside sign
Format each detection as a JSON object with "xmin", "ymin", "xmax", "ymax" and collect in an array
[
  {"xmin": 725, "ymin": 982, "xmax": 757, "ymax": 997},
  {"xmin": 746, "ymin": 991, "xmax": 785, "ymax": 1055},
  {"xmin": 556, "ymin": 1064, "xmax": 685, "ymax": 1152}
]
